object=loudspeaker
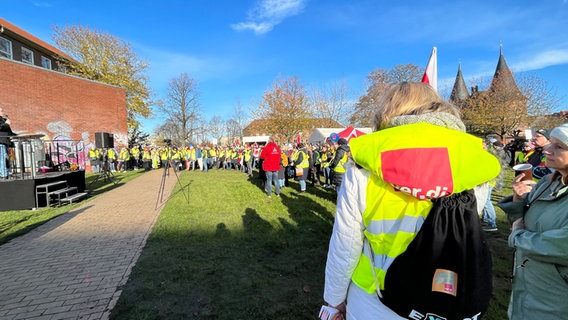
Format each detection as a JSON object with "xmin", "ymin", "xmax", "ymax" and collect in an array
[
  {"xmin": 105, "ymin": 133, "xmax": 114, "ymax": 148},
  {"xmin": 94, "ymin": 132, "xmax": 105, "ymax": 148},
  {"xmin": 94, "ymin": 132, "xmax": 114, "ymax": 148}
]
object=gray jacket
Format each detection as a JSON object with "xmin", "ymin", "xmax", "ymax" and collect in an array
[{"xmin": 498, "ymin": 174, "xmax": 568, "ymax": 320}]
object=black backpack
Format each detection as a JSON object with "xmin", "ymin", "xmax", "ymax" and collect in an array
[{"xmin": 380, "ymin": 190, "xmax": 492, "ymax": 320}]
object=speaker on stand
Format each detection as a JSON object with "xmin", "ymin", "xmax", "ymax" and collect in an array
[{"xmin": 90, "ymin": 132, "xmax": 116, "ymax": 186}]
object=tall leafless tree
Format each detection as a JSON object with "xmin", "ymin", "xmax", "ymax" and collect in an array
[
  {"xmin": 155, "ymin": 73, "xmax": 202, "ymax": 146},
  {"xmin": 310, "ymin": 79, "xmax": 352, "ymax": 126}
]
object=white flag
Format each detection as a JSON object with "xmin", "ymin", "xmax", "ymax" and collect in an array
[{"xmin": 421, "ymin": 47, "xmax": 437, "ymax": 92}]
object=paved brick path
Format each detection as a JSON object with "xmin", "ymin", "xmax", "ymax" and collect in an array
[{"xmin": 0, "ymin": 169, "xmax": 177, "ymax": 320}]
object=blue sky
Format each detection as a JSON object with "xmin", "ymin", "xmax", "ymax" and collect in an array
[{"xmin": 3, "ymin": 0, "xmax": 568, "ymax": 133}]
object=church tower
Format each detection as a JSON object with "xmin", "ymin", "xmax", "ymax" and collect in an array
[
  {"xmin": 449, "ymin": 62, "xmax": 469, "ymax": 105},
  {"xmin": 489, "ymin": 43, "xmax": 522, "ymax": 96},
  {"xmin": 449, "ymin": 43, "xmax": 524, "ymax": 102}
]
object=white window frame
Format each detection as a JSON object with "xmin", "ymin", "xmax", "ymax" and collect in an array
[
  {"xmin": 0, "ymin": 36, "xmax": 13, "ymax": 59},
  {"xmin": 21, "ymin": 47, "xmax": 34, "ymax": 64},
  {"xmin": 41, "ymin": 56, "xmax": 52, "ymax": 69}
]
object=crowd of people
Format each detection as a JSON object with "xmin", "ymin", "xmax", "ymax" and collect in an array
[{"xmin": 87, "ymin": 138, "xmax": 353, "ymax": 196}]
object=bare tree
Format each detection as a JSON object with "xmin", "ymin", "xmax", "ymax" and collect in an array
[
  {"xmin": 208, "ymin": 116, "xmax": 226, "ymax": 144},
  {"xmin": 225, "ymin": 119, "xmax": 241, "ymax": 145},
  {"xmin": 389, "ymin": 63, "xmax": 423, "ymax": 83},
  {"xmin": 310, "ymin": 79, "xmax": 352, "ymax": 126},
  {"xmin": 156, "ymin": 73, "xmax": 202, "ymax": 145},
  {"xmin": 517, "ymin": 73, "xmax": 562, "ymax": 129},
  {"xmin": 228, "ymin": 99, "xmax": 249, "ymax": 140},
  {"xmin": 154, "ymin": 121, "xmax": 181, "ymax": 145}
]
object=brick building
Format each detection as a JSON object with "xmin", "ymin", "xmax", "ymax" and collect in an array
[{"xmin": 0, "ymin": 17, "xmax": 128, "ymax": 168}]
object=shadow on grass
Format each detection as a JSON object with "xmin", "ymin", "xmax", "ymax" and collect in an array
[
  {"xmin": 111, "ymin": 180, "xmax": 337, "ymax": 319},
  {"xmin": 86, "ymin": 174, "xmax": 126, "ymax": 196},
  {"xmin": 86, "ymin": 170, "xmax": 147, "ymax": 196},
  {"xmin": 155, "ymin": 181, "xmax": 192, "ymax": 210},
  {"xmin": 248, "ymin": 171, "xmax": 337, "ymax": 204}
]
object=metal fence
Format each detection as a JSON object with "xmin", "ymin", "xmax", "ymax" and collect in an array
[{"xmin": 9, "ymin": 137, "xmax": 85, "ymax": 180}]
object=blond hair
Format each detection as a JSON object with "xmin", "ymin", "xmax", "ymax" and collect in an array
[{"xmin": 372, "ymin": 82, "xmax": 461, "ymax": 131}]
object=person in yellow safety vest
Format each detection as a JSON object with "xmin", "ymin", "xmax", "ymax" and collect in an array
[
  {"xmin": 323, "ymin": 82, "xmax": 500, "ymax": 320},
  {"xmin": 329, "ymin": 138, "xmax": 350, "ymax": 190},
  {"xmin": 117, "ymin": 147, "xmax": 130, "ymax": 171},
  {"xmin": 244, "ymin": 145, "xmax": 253, "ymax": 176},
  {"xmin": 141, "ymin": 146, "xmax": 152, "ymax": 170},
  {"xmin": 217, "ymin": 147, "xmax": 226, "ymax": 169},
  {"xmin": 209, "ymin": 147, "xmax": 218, "ymax": 169},
  {"xmin": 170, "ymin": 147, "xmax": 182, "ymax": 171},
  {"xmin": 182, "ymin": 146, "xmax": 190, "ymax": 170},
  {"xmin": 279, "ymin": 146, "xmax": 289, "ymax": 188},
  {"xmin": 515, "ymin": 142, "xmax": 533, "ymax": 165},
  {"xmin": 88, "ymin": 146, "xmax": 101, "ymax": 173},
  {"xmin": 230, "ymin": 148, "xmax": 239, "ymax": 170},
  {"xmin": 202, "ymin": 146, "xmax": 210, "ymax": 172},
  {"xmin": 130, "ymin": 145, "xmax": 141, "ymax": 169},
  {"xmin": 292, "ymin": 142, "xmax": 309, "ymax": 192},
  {"xmin": 186, "ymin": 145, "xmax": 196, "ymax": 170},
  {"xmin": 159, "ymin": 147, "xmax": 169, "ymax": 168},
  {"xmin": 320, "ymin": 145, "xmax": 333, "ymax": 188},
  {"xmin": 310, "ymin": 144, "xmax": 321, "ymax": 186},
  {"xmin": 151, "ymin": 148, "xmax": 160, "ymax": 169},
  {"xmin": 107, "ymin": 147, "xmax": 118, "ymax": 171},
  {"xmin": 223, "ymin": 147, "xmax": 232, "ymax": 170}
]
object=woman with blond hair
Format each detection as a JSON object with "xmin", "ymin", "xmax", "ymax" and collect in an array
[{"xmin": 322, "ymin": 82, "xmax": 500, "ymax": 319}]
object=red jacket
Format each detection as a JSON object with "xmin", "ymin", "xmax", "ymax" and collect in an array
[{"xmin": 260, "ymin": 142, "xmax": 281, "ymax": 172}]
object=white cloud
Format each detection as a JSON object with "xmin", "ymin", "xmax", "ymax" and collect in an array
[
  {"xmin": 32, "ymin": 2, "xmax": 53, "ymax": 8},
  {"xmin": 231, "ymin": 0, "xmax": 307, "ymax": 35},
  {"xmin": 514, "ymin": 49, "xmax": 568, "ymax": 72},
  {"xmin": 231, "ymin": 22, "xmax": 274, "ymax": 35}
]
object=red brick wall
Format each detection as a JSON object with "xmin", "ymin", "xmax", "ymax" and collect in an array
[{"xmin": 0, "ymin": 58, "xmax": 128, "ymax": 147}]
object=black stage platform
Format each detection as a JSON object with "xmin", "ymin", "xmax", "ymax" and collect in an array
[{"xmin": 0, "ymin": 170, "xmax": 86, "ymax": 211}]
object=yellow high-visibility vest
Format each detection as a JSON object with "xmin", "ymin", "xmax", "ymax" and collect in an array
[
  {"xmin": 334, "ymin": 153, "xmax": 348, "ymax": 173},
  {"xmin": 293, "ymin": 150, "xmax": 309, "ymax": 169},
  {"xmin": 349, "ymin": 122, "xmax": 500, "ymax": 293}
]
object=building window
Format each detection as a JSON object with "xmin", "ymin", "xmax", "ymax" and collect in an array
[
  {"xmin": 0, "ymin": 36, "xmax": 12, "ymax": 59},
  {"xmin": 21, "ymin": 47, "xmax": 34, "ymax": 64},
  {"xmin": 41, "ymin": 56, "xmax": 52, "ymax": 69}
]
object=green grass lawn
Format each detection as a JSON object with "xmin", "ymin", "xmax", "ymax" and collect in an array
[
  {"xmin": 110, "ymin": 168, "xmax": 516, "ymax": 320},
  {"xmin": 0, "ymin": 167, "xmax": 517, "ymax": 319},
  {"xmin": 110, "ymin": 170, "xmax": 337, "ymax": 319}
]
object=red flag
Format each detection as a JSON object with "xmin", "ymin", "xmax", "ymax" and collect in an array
[
  {"xmin": 296, "ymin": 133, "xmax": 301, "ymax": 144},
  {"xmin": 421, "ymin": 47, "xmax": 437, "ymax": 92}
]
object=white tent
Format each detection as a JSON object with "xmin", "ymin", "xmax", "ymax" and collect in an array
[
  {"xmin": 242, "ymin": 135, "xmax": 270, "ymax": 145},
  {"xmin": 308, "ymin": 128, "xmax": 344, "ymax": 144}
]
